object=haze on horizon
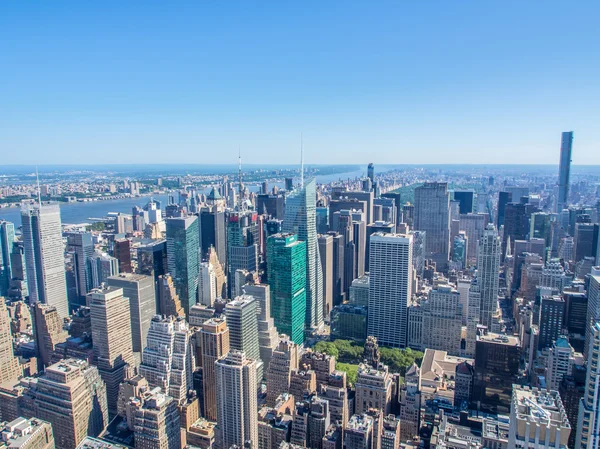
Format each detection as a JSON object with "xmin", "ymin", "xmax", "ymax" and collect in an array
[{"xmin": 1, "ymin": 1, "xmax": 599, "ymax": 165}]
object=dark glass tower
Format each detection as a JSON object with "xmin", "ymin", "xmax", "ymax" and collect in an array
[{"xmin": 557, "ymin": 131, "xmax": 573, "ymax": 213}]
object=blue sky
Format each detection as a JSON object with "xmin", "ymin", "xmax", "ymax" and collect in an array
[{"xmin": 1, "ymin": 1, "xmax": 599, "ymax": 165}]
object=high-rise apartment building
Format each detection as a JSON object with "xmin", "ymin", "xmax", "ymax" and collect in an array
[
  {"xmin": 21, "ymin": 204, "xmax": 68, "ymax": 319},
  {"xmin": 215, "ymin": 351, "xmax": 258, "ymax": 449},
  {"xmin": 413, "ymin": 182, "xmax": 450, "ymax": 268},
  {"xmin": 477, "ymin": 224, "xmax": 501, "ymax": 329},
  {"xmin": 557, "ymin": 131, "xmax": 574, "ymax": 213},
  {"xmin": 575, "ymin": 321, "xmax": 600, "ymax": 449},
  {"xmin": 88, "ymin": 285, "xmax": 135, "ymax": 414},
  {"xmin": 225, "ymin": 295, "xmax": 263, "ymax": 381},
  {"xmin": 200, "ymin": 318, "xmax": 229, "ymax": 421},
  {"xmin": 546, "ymin": 337, "xmax": 575, "ymax": 391},
  {"xmin": 34, "ymin": 359, "xmax": 108, "ymax": 449},
  {"xmin": 283, "ymin": 178, "xmax": 324, "ymax": 330},
  {"xmin": 166, "ymin": 215, "xmax": 200, "ymax": 316},
  {"xmin": 0, "ymin": 298, "xmax": 21, "ymax": 384},
  {"xmin": 107, "ymin": 273, "xmax": 155, "ymax": 354},
  {"xmin": 267, "ymin": 233, "xmax": 307, "ymax": 344},
  {"xmin": 368, "ymin": 233, "xmax": 413, "ymax": 348}
]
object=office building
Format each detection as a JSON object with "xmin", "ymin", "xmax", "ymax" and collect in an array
[
  {"xmin": 113, "ymin": 239, "xmax": 131, "ymax": 273},
  {"xmin": 107, "ymin": 273, "xmax": 155, "ymax": 354},
  {"xmin": 318, "ymin": 234, "xmax": 334, "ymax": 320},
  {"xmin": 227, "ymin": 210, "xmax": 259, "ymax": 297},
  {"xmin": 368, "ymin": 233, "xmax": 413, "ymax": 348},
  {"xmin": 166, "ymin": 215, "xmax": 200, "ymax": 316},
  {"xmin": 88, "ymin": 253, "xmax": 119, "ymax": 289},
  {"xmin": 575, "ymin": 321, "xmax": 600, "ymax": 449},
  {"xmin": 539, "ymin": 294, "xmax": 565, "ymax": 350},
  {"xmin": 33, "ymin": 303, "xmax": 68, "ymax": 369},
  {"xmin": 546, "ymin": 337, "xmax": 575, "ymax": 391},
  {"xmin": 136, "ymin": 239, "xmax": 168, "ymax": 282},
  {"xmin": 157, "ymin": 274, "xmax": 185, "ymax": 318},
  {"xmin": 257, "ymin": 194, "xmax": 285, "ymax": 220},
  {"xmin": 88, "ymin": 285, "xmax": 135, "ymax": 414},
  {"xmin": 454, "ymin": 191, "xmax": 474, "ymax": 214},
  {"xmin": 508, "ymin": 386, "xmax": 570, "ymax": 449},
  {"xmin": 225, "ymin": 295, "xmax": 263, "ymax": 381},
  {"xmin": 283, "ymin": 178, "xmax": 324, "ymax": 330},
  {"xmin": 349, "ymin": 274, "xmax": 369, "ymax": 307},
  {"xmin": 477, "ymin": 224, "xmax": 501, "ymax": 329},
  {"xmin": 34, "ymin": 359, "xmax": 108, "ymax": 449},
  {"xmin": 200, "ymin": 318, "xmax": 229, "ymax": 421},
  {"xmin": 198, "ymin": 261, "xmax": 217, "ymax": 307},
  {"xmin": 65, "ymin": 232, "xmax": 94, "ymax": 304},
  {"xmin": 330, "ymin": 304, "xmax": 368, "ymax": 342},
  {"xmin": 327, "ymin": 232, "xmax": 345, "ymax": 306},
  {"xmin": 557, "ymin": 131, "xmax": 573, "ymax": 213},
  {"xmin": 503, "ymin": 202, "xmax": 530, "ymax": 257},
  {"xmin": 365, "ymin": 221, "xmax": 395, "ymax": 271},
  {"xmin": 459, "ymin": 213, "xmax": 488, "ymax": 262},
  {"xmin": 199, "ymin": 201, "xmax": 227, "ymax": 267},
  {"xmin": 266, "ymin": 338, "xmax": 299, "ymax": 406},
  {"xmin": 139, "ymin": 316, "xmax": 194, "ymax": 404},
  {"xmin": 355, "ymin": 363, "xmax": 393, "ymax": 415},
  {"xmin": 472, "ymin": 333, "xmax": 521, "ymax": 414},
  {"xmin": 21, "ymin": 204, "xmax": 68, "ymax": 319},
  {"xmin": 0, "ymin": 221, "xmax": 15, "ymax": 297},
  {"xmin": 585, "ymin": 267, "xmax": 600, "ymax": 357},
  {"xmin": 215, "ymin": 351, "xmax": 258, "ymax": 449},
  {"xmin": 414, "ymin": 182, "xmax": 450, "ymax": 268},
  {"xmin": 497, "ymin": 191, "xmax": 512, "ymax": 228},
  {"xmin": 244, "ymin": 283, "xmax": 279, "ymax": 374},
  {"xmin": 0, "ymin": 298, "xmax": 21, "ymax": 384},
  {"xmin": 0, "ymin": 417, "xmax": 54, "ymax": 449},
  {"xmin": 267, "ymin": 233, "xmax": 307, "ymax": 344},
  {"xmin": 133, "ymin": 390, "xmax": 181, "ymax": 449},
  {"xmin": 421, "ymin": 284, "xmax": 462, "ymax": 355}
]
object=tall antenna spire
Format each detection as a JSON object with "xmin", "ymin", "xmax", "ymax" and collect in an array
[
  {"xmin": 238, "ymin": 146, "xmax": 244, "ymax": 210},
  {"xmin": 300, "ymin": 133, "xmax": 304, "ymax": 188},
  {"xmin": 36, "ymin": 166, "xmax": 42, "ymax": 208}
]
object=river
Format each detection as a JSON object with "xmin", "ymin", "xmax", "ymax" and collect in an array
[{"xmin": 0, "ymin": 169, "xmax": 369, "ymax": 226}]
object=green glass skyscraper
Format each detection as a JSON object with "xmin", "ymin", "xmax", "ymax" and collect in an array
[
  {"xmin": 267, "ymin": 233, "xmax": 307, "ymax": 345},
  {"xmin": 0, "ymin": 221, "xmax": 15, "ymax": 296},
  {"xmin": 166, "ymin": 216, "xmax": 200, "ymax": 316}
]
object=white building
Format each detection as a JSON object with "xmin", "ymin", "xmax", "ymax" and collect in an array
[
  {"xmin": 477, "ymin": 224, "xmax": 501, "ymax": 329},
  {"xmin": 198, "ymin": 261, "xmax": 217, "ymax": 307},
  {"xmin": 368, "ymin": 233, "xmax": 413, "ymax": 348}
]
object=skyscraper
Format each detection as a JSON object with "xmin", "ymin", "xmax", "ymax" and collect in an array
[
  {"xmin": 368, "ymin": 233, "xmax": 413, "ymax": 348},
  {"xmin": 318, "ymin": 234, "xmax": 334, "ymax": 320},
  {"xmin": 139, "ymin": 315, "xmax": 194, "ymax": 404},
  {"xmin": 0, "ymin": 221, "xmax": 15, "ymax": 296},
  {"xmin": 88, "ymin": 285, "xmax": 135, "ymax": 414},
  {"xmin": 267, "ymin": 233, "xmax": 307, "ymax": 344},
  {"xmin": 575, "ymin": 321, "xmax": 600, "ymax": 449},
  {"xmin": 225, "ymin": 295, "xmax": 263, "ymax": 381},
  {"xmin": 227, "ymin": 210, "xmax": 259, "ymax": 297},
  {"xmin": 33, "ymin": 302, "xmax": 68, "ymax": 369},
  {"xmin": 107, "ymin": 272, "xmax": 156, "ymax": 354},
  {"xmin": 65, "ymin": 231, "xmax": 94, "ymax": 304},
  {"xmin": 557, "ymin": 131, "xmax": 574, "ymax": 213},
  {"xmin": 200, "ymin": 317, "xmax": 230, "ymax": 421},
  {"xmin": 21, "ymin": 204, "xmax": 68, "ymax": 319},
  {"xmin": 477, "ymin": 224, "xmax": 501, "ymax": 329},
  {"xmin": 34, "ymin": 359, "xmax": 108, "ymax": 449},
  {"xmin": 413, "ymin": 182, "xmax": 450, "ymax": 269},
  {"xmin": 215, "ymin": 351, "xmax": 258, "ymax": 449},
  {"xmin": 265, "ymin": 337, "xmax": 299, "ymax": 405},
  {"xmin": 133, "ymin": 389, "xmax": 181, "ymax": 449},
  {"xmin": 0, "ymin": 298, "xmax": 21, "ymax": 384},
  {"xmin": 166, "ymin": 215, "xmax": 200, "ymax": 316},
  {"xmin": 198, "ymin": 261, "xmax": 217, "ymax": 307},
  {"xmin": 283, "ymin": 178, "xmax": 324, "ymax": 330},
  {"xmin": 243, "ymin": 283, "xmax": 279, "ymax": 373}
]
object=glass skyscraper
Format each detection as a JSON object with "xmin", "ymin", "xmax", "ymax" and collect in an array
[
  {"xmin": 0, "ymin": 221, "xmax": 15, "ymax": 296},
  {"xmin": 557, "ymin": 131, "xmax": 573, "ymax": 213},
  {"xmin": 226, "ymin": 210, "xmax": 259, "ymax": 297},
  {"xmin": 166, "ymin": 216, "xmax": 200, "ymax": 316},
  {"xmin": 283, "ymin": 178, "xmax": 324, "ymax": 330},
  {"xmin": 21, "ymin": 204, "xmax": 69, "ymax": 319},
  {"xmin": 267, "ymin": 233, "xmax": 307, "ymax": 344}
]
